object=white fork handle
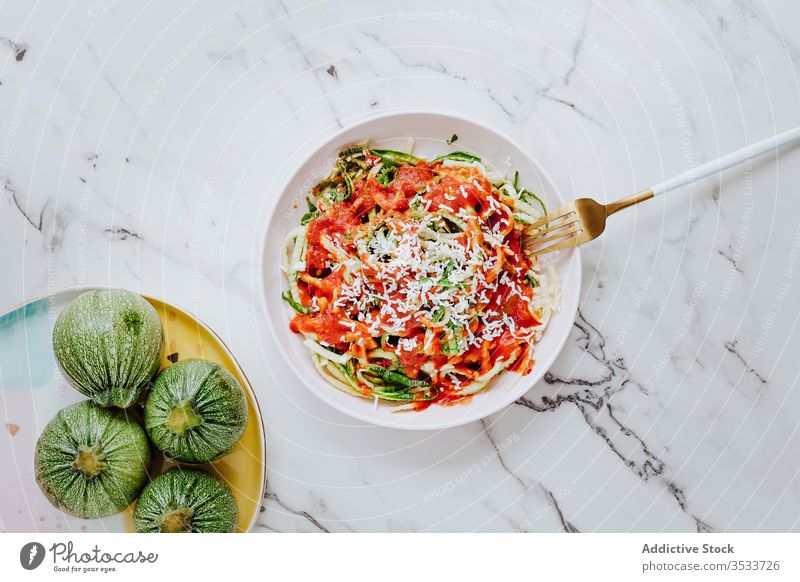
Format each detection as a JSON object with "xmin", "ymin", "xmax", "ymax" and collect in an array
[{"xmin": 651, "ymin": 126, "xmax": 800, "ymax": 196}]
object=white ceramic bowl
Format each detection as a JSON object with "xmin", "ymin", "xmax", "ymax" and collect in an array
[{"xmin": 260, "ymin": 111, "xmax": 581, "ymax": 430}]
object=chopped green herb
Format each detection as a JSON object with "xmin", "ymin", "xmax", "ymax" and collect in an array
[
  {"xmin": 521, "ymin": 189, "xmax": 547, "ymax": 214},
  {"xmin": 301, "ymin": 211, "xmax": 319, "ymax": 225},
  {"xmin": 441, "ymin": 336, "xmax": 462, "ymax": 355},
  {"xmin": 439, "ymin": 259, "xmax": 456, "ymax": 288},
  {"xmin": 314, "ymin": 178, "xmax": 348, "ymax": 204},
  {"xmin": 441, "ymin": 322, "xmax": 464, "ymax": 355},
  {"xmin": 301, "ymin": 197, "xmax": 320, "ymax": 225},
  {"xmin": 368, "ymin": 365, "xmax": 432, "ymax": 389},
  {"xmin": 339, "ymin": 359, "xmax": 355, "ymax": 379},
  {"xmin": 512, "ymin": 213, "xmax": 531, "ymax": 225},
  {"xmin": 372, "ymin": 387, "xmax": 438, "ymax": 402},
  {"xmin": 446, "ymin": 133, "xmax": 458, "ymax": 145},
  {"xmin": 376, "ymin": 164, "xmax": 397, "ymax": 186},
  {"xmin": 281, "ymin": 291, "xmax": 310, "ymax": 314},
  {"xmin": 431, "ymin": 151, "xmax": 481, "ymax": 164},
  {"xmin": 372, "ymin": 149, "xmax": 421, "ymax": 165},
  {"xmin": 525, "ymin": 273, "xmax": 540, "ymax": 288},
  {"xmin": 314, "ymin": 178, "xmax": 338, "ymax": 191},
  {"xmin": 337, "ymin": 160, "xmax": 354, "ymax": 198},
  {"xmin": 338, "ymin": 144, "xmax": 366, "ymax": 158}
]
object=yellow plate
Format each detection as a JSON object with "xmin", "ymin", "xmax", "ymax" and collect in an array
[
  {"xmin": 142, "ymin": 296, "xmax": 266, "ymax": 533},
  {"xmin": 0, "ymin": 288, "xmax": 266, "ymax": 533}
]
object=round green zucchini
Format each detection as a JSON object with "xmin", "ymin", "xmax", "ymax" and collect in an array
[
  {"xmin": 34, "ymin": 400, "xmax": 151, "ymax": 519},
  {"xmin": 52, "ymin": 288, "xmax": 163, "ymax": 408},
  {"xmin": 144, "ymin": 359, "xmax": 247, "ymax": 463},
  {"xmin": 132, "ymin": 468, "xmax": 238, "ymax": 533}
]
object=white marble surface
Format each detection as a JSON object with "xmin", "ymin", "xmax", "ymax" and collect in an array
[{"xmin": 1, "ymin": 0, "xmax": 799, "ymax": 532}]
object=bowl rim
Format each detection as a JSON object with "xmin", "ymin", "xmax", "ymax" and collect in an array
[
  {"xmin": 0, "ymin": 284, "xmax": 268, "ymax": 532},
  {"xmin": 258, "ymin": 108, "xmax": 581, "ymax": 430}
]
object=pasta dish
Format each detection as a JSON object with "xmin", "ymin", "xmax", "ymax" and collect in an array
[{"xmin": 282, "ymin": 144, "xmax": 560, "ymax": 411}]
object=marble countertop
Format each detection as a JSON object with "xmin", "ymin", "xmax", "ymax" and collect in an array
[{"xmin": 1, "ymin": 0, "xmax": 799, "ymax": 532}]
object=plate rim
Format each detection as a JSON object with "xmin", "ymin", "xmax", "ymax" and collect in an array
[
  {"xmin": 258, "ymin": 108, "xmax": 582, "ymax": 430},
  {"xmin": 0, "ymin": 285, "xmax": 268, "ymax": 533}
]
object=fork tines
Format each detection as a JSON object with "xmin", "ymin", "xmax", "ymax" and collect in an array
[{"xmin": 523, "ymin": 205, "xmax": 582, "ymax": 257}]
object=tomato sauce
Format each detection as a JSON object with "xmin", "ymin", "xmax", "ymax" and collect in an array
[{"xmin": 290, "ymin": 155, "xmax": 545, "ymax": 407}]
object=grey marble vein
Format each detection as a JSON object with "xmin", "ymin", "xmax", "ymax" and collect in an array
[{"xmin": 1, "ymin": 0, "xmax": 799, "ymax": 533}]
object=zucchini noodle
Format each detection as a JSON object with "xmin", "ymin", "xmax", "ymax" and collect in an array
[{"xmin": 282, "ymin": 144, "xmax": 560, "ymax": 411}]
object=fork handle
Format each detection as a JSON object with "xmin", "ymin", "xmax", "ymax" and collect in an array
[{"xmin": 651, "ymin": 126, "xmax": 800, "ymax": 196}]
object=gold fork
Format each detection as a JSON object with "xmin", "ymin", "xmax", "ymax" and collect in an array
[{"xmin": 524, "ymin": 126, "xmax": 800, "ymax": 257}]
